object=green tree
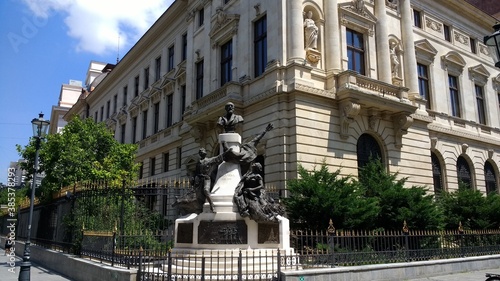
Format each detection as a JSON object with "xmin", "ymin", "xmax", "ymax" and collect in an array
[
  {"xmin": 284, "ymin": 162, "xmax": 379, "ymax": 230},
  {"xmin": 17, "ymin": 116, "xmax": 139, "ymax": 200}
]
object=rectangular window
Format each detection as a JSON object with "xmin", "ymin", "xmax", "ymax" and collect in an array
[
  {"xmin": 94, "ymin": 111, "xmax": 98, "ymax": 122},
  {"xmin": 196, "ymin": 60, "xmax": 204, "ymax": 100},
  {"xmin": 181, "ymin": 85, "xmax": 186, "ymax": 116},
  {"xmin": 150, "ymin": 157, "xmax": 156, "ymax": 176},
  {"xmin": 413, "ymin": 9, "xmax": 422, "ymax": 28},
  {"xmin": 142, "ymin": 109, "xmax": 148, "ymax": 139},
  {"xmin": 155, "ymin": 56, "xmax": 161, "ymax": 81},
  {"xmin": 198, "ymin": 8, "xmax": 204, "ymax": 26},
  {"xmin": 254, "ymin": 15, "xmax": 267, "ymax": 77},
  {"xmin": 139, "ymin": 161, "xmax": 143, "ymax": 179},
  {"xmin": 163, "ymin": 152, "xmax": 169, "ymax": 172},
  {"xmin": 475, "ymin": 85, "xmax": 486, "ymax": 125},
  {"xmin": 134, "ymin": 76, "xmax": 139, "ymax": 97},
  {"xmin": 123, "ymin": 86, "xmax": 128, "ymax": 106},
  {"xmin": 221, "ymin": 40, "xmax": 233, "ymax": 86},
  {"xmin": 100, "ymin": 106, "xmax": 104, "ymax": 121},
  {"xmin": 120, "ymin": 124, "xmax": 126, "ymax": 143},
  {"xmin": 113, "ymin": 94, "xmax": 118, "ymax": 113},
  {"xmin": 106, "ymin": 101, "xmax": 110, "ymax": 118},
  {"xmin": 168, "ymin": 45, "xmax": 175, "ymax": 71},
  {"xmin": 144, "ymin": 67, "xmax": 150, "ymax": 90},
  {"xmin": 131, "ymin": 117, "xmax": 137, "ymax": 143},
  {"xmin": 470, "ymin": 38, "xmax": 477, "ymax": 54},
  {"xmin": 153, "ymin": 102, "xmax": 160, "ymax": 133},
  {"xmin": 443, "ymin": 24, "xmax": 451, "ymax": 42},
  {"xmin": 346, "ymin": 28, "xmax": 365, "ymax": 75},
  {"xmin": 417, "ymin": 63, "xmax": 431, "ymax": 109},
  {"xmin": 177, "ymin": 147, "xmax": 182, "ymax": 169},
  {"xmin": 448, "ymin": 75, "xmax": 461, "ymax": 118},
  {"xmin": 182, "ymin": 33, "xmax": 187, "ymax": 61},
  {"xmin": 166, "ymin": 94, "xmax": 173, "ymax": 127}
]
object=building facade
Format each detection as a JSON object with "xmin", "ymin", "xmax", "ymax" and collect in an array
[{"xmin": 65, "ymin": 0, "xmax": 500, "ymax": 195}]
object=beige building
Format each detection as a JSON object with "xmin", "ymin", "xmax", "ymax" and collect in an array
[{"xmin": 65, "ymin": 0, "xmax": 500, "ymax": 195}]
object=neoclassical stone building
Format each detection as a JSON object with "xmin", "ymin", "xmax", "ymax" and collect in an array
[{"xmin": 66, "ymin": 0, "xmax": 500, "ymax": 195}]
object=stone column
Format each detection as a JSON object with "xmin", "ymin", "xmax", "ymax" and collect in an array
[
  {"xmin": 287, "ymin": 0, "xmax": 304, "ymax": 63},
  {"xmin": 325, "ymin": 0, "xmax": 341, "ymax": 73},
  {"xmin": 375, "ymin": 0, "xmax": 391, "ymax": 83},
  {"xmin": 400, "ymin": 0, "xmax": 419, "ymax": 96}
]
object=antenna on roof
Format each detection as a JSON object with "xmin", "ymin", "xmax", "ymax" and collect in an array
[{"xmin": 116, "ymin": 32, "xmax": 121, "ymax": 63}]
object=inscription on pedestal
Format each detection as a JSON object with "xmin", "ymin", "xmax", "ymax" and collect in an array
[
  {"xmin": 198, "ymin": 221, "xmax": 247, "ymax": 244},
  {"xmin": 258, "ymin": 223, "xmax": 280, "ymax": 244},
  {"xmin": 177, "ymin": 223, "xmax": 193, "ymax": 244}
]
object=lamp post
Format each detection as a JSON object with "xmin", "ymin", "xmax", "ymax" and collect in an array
[
  {"xmin": 18, "ymin": 113, "xmax": 50, "ymax": 281},
  {"xmin": 484, "ymin": 22, "xmax": 500, "ymax": 68}
]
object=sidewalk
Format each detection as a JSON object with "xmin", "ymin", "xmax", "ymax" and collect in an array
[
  {"xmin": 405, "ymin": 268, "xmax": 500, "ymax": 281},
  {"xmin": 1, "ymin": 248, "xmax": 71, "ymax": 281}
]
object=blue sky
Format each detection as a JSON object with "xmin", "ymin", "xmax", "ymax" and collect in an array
[{"xmin": 0, "ymin": 0, "xmax": 173, "ymax": 184}]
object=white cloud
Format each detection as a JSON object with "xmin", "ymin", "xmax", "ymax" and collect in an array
[{"xmin": 22, "ymin": 0, "xmax": 173, "ymax": 55}]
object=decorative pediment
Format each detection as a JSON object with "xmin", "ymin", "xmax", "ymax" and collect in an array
[
  {"xmin": 441, "ymin": 51, "xmax": 466, "ymax": 70},
  {"xmin": 468, "ymin": 64, "xmax": 490, "ymax": 83},
  {"xmin": 151, "ymin": 90, "xmax": 162, "ymax": 104},
  {"xmin": 117, "ymin": 107, "xmax": 128, "ymax": 124},
  {"xmin": 209, "ymin": 7, "xmax": 240, "ymax": 48},
  {"xmin": 339, "ymin": 0, "xmax": 377, "ymax": 36},
  {"xmin": 415, "ymin": 39, "xmax": 438, "ymax": 63},
  {"xmin": 174, "ymin": 65, "xmax": 187, "ymax": 85},
  {"xmin": 128, "ymin": 103, "xmax": 139, "ymax": 117}
]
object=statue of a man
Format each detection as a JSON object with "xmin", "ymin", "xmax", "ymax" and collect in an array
[{"xmin": 217, "ymin": 102, "xmax": 244, "ymax": 133}]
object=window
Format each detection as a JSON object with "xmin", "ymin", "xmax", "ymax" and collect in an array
[
  {"xmin": 475, "ymin": 85, "xmax": 486, "ymax": 125},
  {"xmin": 120, "ymin": 124, "xmax": 126, "ymax": 143},
  {"xmin": 163, "ymin": 152, "xmax": 170, "ymax": 172},
  {"xmin": 443, "ymin": 24, "xmax": 451, "ymax": 42},
  {"xmin": 221, "ymin": 40, "xmax": 233, "ymax": 86},
  {"xmin": 94, "ymin": 111, "xmax": 98, "ymax": 122},
  {"xmin": 150, "ymin": 157, "xmax": 156, "ymax": 176},
  {"xmin": 456, "ymin": 156, "xmax": 472, "ymax": 188},
  {"xmin": 100, "ymin": 106, "xmax": 104, "ymax": 122},
  {"xmin": 182, "ymin": 33, "xmax": 187, "ymax": 61},
  {"xmin": 131, "ymin": 117, "xmax": 137, "ymax": 143},
  {"xmin": 417, "ymin": 63, "xmax": 431, "ymax": 109},
  {"xmin": 413, "ymin": 9, "xmax": 422, "ymax": 28},
  {"xmin": 113, "ymin": 94, "xmax": 117, "ymax": 113},
  {"xmin": 144, "ymin": 67, "xmax": 150, "ymax": 90},
  {"xmin": 168, "ymin": 45, "xmax": 175, "ymax": 71},
  {"xmin": 181, "ymin": 85, "xmax": 186, "ymax": 116},
  {"xmin": 254, "ymin": 15, "xmax": 267, "ymax": 77},
  {"xmin": 177, "ymin": 147, "xmax": 182, "ymax": 169},
  {"xmin": 356, "ymin": 133, "xmax": 382, "ymax": 171},
  {"xmin": 431, "ymin": 153, "xmax": 443, "ymax": 195},
  {"xmin": 470, "ymin": 38, "xmax": 476, "ymax": 54},
  {"xmin": 123, "ymin": 86, "xmax": 128, "ymax": 106},
  {"xmin": 198, "ymin": 8, "xmax": 204, "ymax": 26},
  {"xmin": 485, "ymin": 161, "xmax": 498, "ymax": 195},
  {"xmin": 196, "ymin": 60, "xmax": 204, "ymax": 100},
  {"xmin": 166, "ymin": 94, "xmax": 173, "ymax": 127},
  {"xmin": 448, "ymin": 75, "xmax": 461, "ymax": 117},
  {"xmin": 142, "ymin": 110, "xmax": 148, "ymax": 139},
  {"xmin": 346, "ymin": 28, "xmax": 365, "ymax": 75},
  {"xmin": 155, "ymin": 56, "xmax": 161, "ymax": 81},
  {"xmin": 134, "ymin": 76, "xmax": 139, "ymax": 97},
  {"xmin": 153, "ymin": 102, "xmax": 160, "ymax": 133},
  {"xmin": 106, "ymin": 101, "xmax": 110, "ymax": 118},
  {"xmin": 139, "ymin": 161, "xmax": 143, "ymax": 179}
]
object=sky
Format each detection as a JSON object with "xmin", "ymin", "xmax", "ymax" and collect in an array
[{"xmin": 0, "ymin": 0, "xmax": 174, "ymax": 184}]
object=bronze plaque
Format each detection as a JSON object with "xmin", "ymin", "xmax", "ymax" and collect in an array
[
  {"xmin": 177, "ymin": 223, "xmax": 193, "ymax": 244},
  {"xmin": 198, "ymin": 221, "xmax": 247, "ymax": 244},
  {"xmin": 258, "ymin": 223, "xmax": 280, "ymax": 244}
]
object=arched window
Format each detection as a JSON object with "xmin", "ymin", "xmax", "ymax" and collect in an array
[
  {"xmin": 431, "ymin": 152, "xmax": 443, "ymax": 194},
  {"xmin": 456, "ymin": 156, "xmax": 472, "ymax": 188},
  {"xmin": 485, "ymin": 161, "xmax": 498, "ymax": 194},
  {"xmin": 357, "ymin": 134, "xmax": 382, "ymax": 170}
]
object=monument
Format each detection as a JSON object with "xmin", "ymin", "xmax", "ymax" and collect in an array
[{"xmin": 170, "ymin": 102, "xmax": 294, "ymax": 278}]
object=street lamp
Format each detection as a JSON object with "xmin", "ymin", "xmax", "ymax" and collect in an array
[
  {"xmin": 18, "ymin": 113, "xmax": 50, "ymax": 281},
  {"xmin": 484, "ymin": 22, "xmax": 500, "ymax": 68}
]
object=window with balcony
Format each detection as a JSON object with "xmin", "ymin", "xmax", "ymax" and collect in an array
[
  {"xmin": 155, "ymin": 56, "xmax": 161, "ymax": 82},
  {"xmin": 168, "ymin": 45, "xmax": 175, "ymax": 71},
  {"xmin": 417, "ymin": 63, "xmax": 431, "ymax": 109},
  {"xmin": 142, "ymin": 109, "xmax": 148, "ymax": 139},
  {"xmin": 221, "ymin": 40, "xmax": 233, "ymax": 86},
  {"xmin": 475, "ymin": 85, "xmax": 486, "ymax": 125},
  {"xmin": 254, "ymin": 15, "xmax": 267, "ymax": 77},
  {"xmin": 346, "ymin": 28, "xmax": 365, "ymax": 75},
  {"xmin": 196, "ymin": 60, "xmax": 204, "ymax": 100},
  {"xmin": 448, "ymin": 75, "xmax": 461, "ymax": 117}
]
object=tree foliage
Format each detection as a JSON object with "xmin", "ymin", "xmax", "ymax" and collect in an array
[{"xmin": 17, "ymin": 116, "xmax": 139, "ymax": 200}]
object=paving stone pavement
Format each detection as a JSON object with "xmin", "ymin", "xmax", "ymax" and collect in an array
[{"xmin": 404, "ymin": 268, "xmax": 500, "ymax": 281}]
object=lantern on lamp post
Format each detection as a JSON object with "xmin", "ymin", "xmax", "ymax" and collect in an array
[{"xmin": 484, "ymin": 22, "xmax": 500, "ymax": 68}]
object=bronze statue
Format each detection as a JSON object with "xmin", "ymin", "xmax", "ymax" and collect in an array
[{"xmin": 217, "ymin": 102, "xmax": 244, "ymax": 133}]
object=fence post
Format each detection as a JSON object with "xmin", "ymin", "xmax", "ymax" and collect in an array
[
  {"xmin": 276, "ymin": 250, "xmax": 281, "ymax": 281},
  {"xmin": 201, "ymin": 256, "xmax": 205, "ymax": 281},
  {"xmin": 458, "ymin": 222, "xmax": 464, "ymax": 257},
  {"xmin": 137, "ymin": 246, "xmax": 143, "ymax": 281},
  {"xmin": 327, "ymin": 219, "xmax": 336, "ymax": 267},
  {"xmin": 120, "ymin": 179, "xmax": 126, "ymax": 237},
  {"xmin": 167, "ymin": 249, "xmax": 172, "ymax": 281},
  {"xmin": 111, "ymin": 230, "xmax": 116, "ymax": 267},
  {"xmin": 238, "ymin": 249, "xmax": 242, "ymax": 281},
  {"xmin": 403, "ymin": 220, "xmax": 409, "ymax": 261}
]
